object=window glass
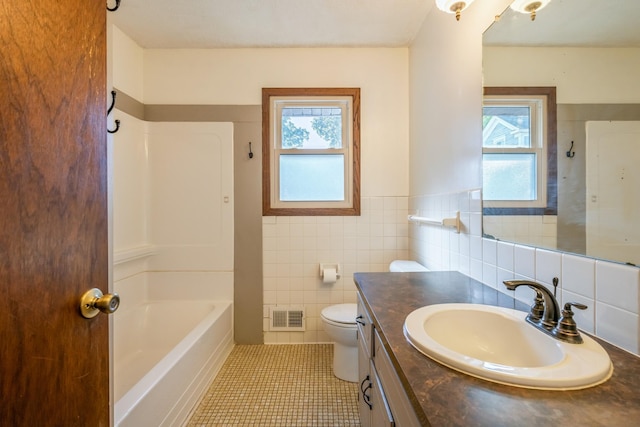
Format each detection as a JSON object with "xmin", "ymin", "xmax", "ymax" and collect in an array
[
  {"xmin": 281, "ymin": 108, "xmax": 343, "ymax": 149},
  {"xmin": 482, "ymin": 153, "xmax": 537, "ymax": 201},
  {"xmin": 482, "ymin": 95, "xmax": 546, "ymax": 208},
  {"xmin": 279, "ymin": 154, "xmax": 345, "ymax": 201},
  {"xmin": 482, "ymin": 106, "xmax": 531, "ymax": 148}
]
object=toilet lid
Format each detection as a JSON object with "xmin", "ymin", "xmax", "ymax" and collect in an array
[{"xmin": 321, "ymin": 303, "xmax": 357, "ymax": 324}]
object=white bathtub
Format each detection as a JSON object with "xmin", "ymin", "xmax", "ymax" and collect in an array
[{"xmin": 114, "ymin": 299, "xmax": 234, "ymax": 426}]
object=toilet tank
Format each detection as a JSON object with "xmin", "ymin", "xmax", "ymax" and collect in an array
[{"xmin": 389, "ymin": 260, "xmax": 429, "ymax": 272}]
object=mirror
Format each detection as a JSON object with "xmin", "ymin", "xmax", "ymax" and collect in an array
[{"xmin": 482, "ymin": 0, "xmax": 640, "ymax": 266}]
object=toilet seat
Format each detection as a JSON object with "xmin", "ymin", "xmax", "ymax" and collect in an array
[{"xmin": 321, "ymin": 303, "xmax": 357, "ymax": 326}]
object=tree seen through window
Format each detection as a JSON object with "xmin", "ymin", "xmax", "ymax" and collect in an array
[{"xmin": 281, "ymin": 108, "xmax": 342, "ymax": 149}]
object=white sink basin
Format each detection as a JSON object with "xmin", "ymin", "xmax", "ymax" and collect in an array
[{"xmin": 403, "ymin": 303, "xmax": 613, "ymax": 390}]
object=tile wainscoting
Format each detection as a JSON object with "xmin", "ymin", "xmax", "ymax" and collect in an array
[
  {"xmin": 260, "ymin": 189, "xmax": 639, "ymax": 355},
  {"xmin": 410, "ymin": 189, "xmax": 640, "ymax": 356},
  {"xmin": 262, "ymin": 196, "xmax": 410, "ymax": 344}
]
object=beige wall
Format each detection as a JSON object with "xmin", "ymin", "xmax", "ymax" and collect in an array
[
  {"xmin": 110, "ymin": 4, "xmax": 639, "ymax": 354},
  {"xmin": 483, "ymin": 47, "xmax": 640, "ymax": 103},
  {"xmin": 111, "ymin": 29, "xmax": 411, "ymax": 343},
  {"xmin": 408, "ymin": 1, "xmax": 640, "ymax": 355},
  {"xmin": 143, "ymin": 48, "xmax": 410, "ymax": 197},
  {"xmin": 483, "ymin": 46, "xmax": 640, "ymax": 255},
  {"xmin": 111, "ymin": 24, "xmax": 144, "ymax": 102},
  {"xmin": 109, "ymin": 27, "xmax": 262, "ymax": 343},
  {"xmin": 408, "ymin": 1, "xmax": 510, "ymax": 197},
  {"xmin": 143, "ymin": 48, "xmax": 410, "ymax": 344}
]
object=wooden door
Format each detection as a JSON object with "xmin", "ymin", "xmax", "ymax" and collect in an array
[{"xmin": 0, "ymin": 1, "xmax": 109, "ymax": 425}]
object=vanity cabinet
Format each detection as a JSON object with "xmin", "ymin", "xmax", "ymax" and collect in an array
[
  {"xmin": 357, "ymin": 295, "xmax": 393, "ymax": 426},
  {"xmin": 354, "ymin": 271, "xmax": 640, "ymax": 426},
  {"xmin": 357, "ymin": 294, "xmax": 420, "ymax": 427}
]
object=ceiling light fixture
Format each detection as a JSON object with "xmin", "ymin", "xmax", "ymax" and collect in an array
[
  {"xmin": 510, "ymin": 0, "xmax": 551, "ymax": 21},
  {"xmin": 435, "ymin": 0, "xmax": 476, "ymax": 21}
]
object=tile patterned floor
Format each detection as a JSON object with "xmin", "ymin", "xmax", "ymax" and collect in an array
[{"xmin": 187, "ymin": 344, "xmax": 361, "ymax": 426}]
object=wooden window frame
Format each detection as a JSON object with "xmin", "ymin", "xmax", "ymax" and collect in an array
[{"xmin": 262, "ymin": 87, "xmax": 361, "ymax": 216}]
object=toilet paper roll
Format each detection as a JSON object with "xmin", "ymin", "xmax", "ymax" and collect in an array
[{"xmin": 322, "ymin": 268, "xmax": 337, "ymax": 284}]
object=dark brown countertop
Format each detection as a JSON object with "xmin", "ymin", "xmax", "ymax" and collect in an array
[{"xmin": 354, "ymin": 271, "xmax": 640, "ymax": 426}]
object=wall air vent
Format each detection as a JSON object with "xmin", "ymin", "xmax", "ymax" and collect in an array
[{"xmin": 269, "ymin": 306, "xmax": 305, "ymax": 331}]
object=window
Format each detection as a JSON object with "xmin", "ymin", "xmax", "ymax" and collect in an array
[
  {"xmin": 262, "ymin": 88, "xmax": 360, "ymax": 216},
  {"xmin": 482, "ymin": 87, "xmax": 557, "ymax": 215}
]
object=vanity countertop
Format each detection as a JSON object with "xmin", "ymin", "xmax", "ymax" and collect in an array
[{"xmin": 354, "ymin": 271, "xmax": 640, "ymax": 426}]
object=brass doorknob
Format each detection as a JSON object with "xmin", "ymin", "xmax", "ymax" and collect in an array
[{"xmin": 80, "ymin": 288, "xmax": 120, "ymax": 319}]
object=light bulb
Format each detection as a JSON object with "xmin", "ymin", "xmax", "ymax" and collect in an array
[
  {"xmin": 509, "ymin": 0, "xmax": 552, "ymax": 21},
  {"xmin": 435, "ymin": 0, "xmax": 476, "ymax": 21}
]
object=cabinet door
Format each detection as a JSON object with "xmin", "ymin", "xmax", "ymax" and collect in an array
[
  {"xmin": 371, "ymin": 362, "xmax": 395, "ymax": 427},
  {"xmin": 358, "ymin": 333, "xmax": 373, "ymax": 427},
  {"xmin": 373, "ymin": 330, "xmax": 422, "ymax": 427},
  {"xmin": 357, "ymin": 293, "xmax": 373, "ymax": 355}
]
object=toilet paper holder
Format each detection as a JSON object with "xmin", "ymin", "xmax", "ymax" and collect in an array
[{"xmin": 319, "ymin": 263, "xmax": 341, "ymax": 280}]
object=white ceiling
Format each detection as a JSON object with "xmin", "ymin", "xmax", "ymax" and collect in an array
[
  {"xmin": 484, "ymin": 0, "xmax": 640, "ymax": 47},
  {"xmin": 109, "ymin": 0, "xmax": 640, "ymax": 49},
  {"xmin": 108, "ymin": 0, "xmax": 434, "ymax": 49}
]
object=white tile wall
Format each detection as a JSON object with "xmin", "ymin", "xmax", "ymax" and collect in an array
[
  {"xmin": 596, "ymin": 302, "xmax": 639, "ymax": 354},
  {"xmin": 496, "ymin": 241, "xmax": 514, "ymax": 271},
  {"xmin": 482, "ymin": 239, "xmax": 497, "ymax": 266},
  {"xmin": 262, "ymin": 196, "xmax": 409, "ymax": 344},
  {"xmin": 561, "ymin": 254, "xmax": 597, "ymax": 335},
  {"xmin": 514, "ymin": 245, "xmax": 536, "ymax": 279},
  {"xmin": 535, "ymin": 249, "xmax": 561, "ymax": 287},
  {"xmin": 410, "ymin": 188, "xmax": 640, "ymax": 356},
  {"xmin": 483, "ymin": 215, "xmax": 557, "ymax": 249},
  {"xmin": 562, "ymin": 289, "xmax": 595, "ymax": 334},
  {"xmin": 562, "ymin": 254, "xmax": 595, "ymax": 299},
  {"xmin": 261, "ymin": 185, "xmax": 640, "ymax": 354},
  {"xmin": 482, "ymin": 262, "xmax": 497, "ymax": 290},
  {"xmin": 595, "ymin": 262, "xmax": 640, "ymax": 314}
]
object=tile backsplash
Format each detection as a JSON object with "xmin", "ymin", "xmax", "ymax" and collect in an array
[{"xmin": 410, "ymin": 189, "xmax": 640, "ymax": 356}]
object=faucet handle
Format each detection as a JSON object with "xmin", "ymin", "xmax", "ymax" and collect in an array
[
  {"xmin": 566, "ymin": 302, "xmax": 588, "ymax": 311},
  {"xmin": 553, "ymin": 302, "xmax": 588, "ymax": 344}
]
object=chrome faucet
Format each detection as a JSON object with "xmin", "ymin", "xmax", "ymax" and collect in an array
[{"xmin": 503, "ymin": 279, "xmax": 587, "ymax": 344}]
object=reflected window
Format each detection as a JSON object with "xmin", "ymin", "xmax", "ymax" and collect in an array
[
  {"xmin": 482, "ymin": 95, "xmax": 547, "ymax": 208},
  {"xmin": 483, "ymin": 153, "xmax": 537, "ymax": 201}
]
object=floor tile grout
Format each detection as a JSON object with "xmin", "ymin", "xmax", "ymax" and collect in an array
[{"xmin": 186, "ymin": 344, "xmax": 361, "ymax": 426}]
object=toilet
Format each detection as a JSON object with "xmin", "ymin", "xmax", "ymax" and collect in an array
[
  {"xmin": 321, "ymin": 303, "xmax": 358, "ymax": 382},
  {"xmin": 321, "ymin": 260, "xmax": 429, "ymax": 383},
  {"xmin": 389, "ymin": 260, "xmax": 429, "ymax": 272}
]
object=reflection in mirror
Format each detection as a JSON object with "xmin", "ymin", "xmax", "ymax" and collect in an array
[{"xmin": 482, "ymin": 0, "xmax": 640, "ymax": 266}]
